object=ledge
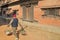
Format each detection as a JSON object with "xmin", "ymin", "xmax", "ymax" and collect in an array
[
  {"xmin": 40, "ymin": 5, "xmax": 60, "ymax": 9},
  {"xmin": 20, "ymin": 18, "xmax": 38, "ymax": 23}
]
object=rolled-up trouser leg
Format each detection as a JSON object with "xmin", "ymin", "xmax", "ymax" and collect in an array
[{"xmin": 12, "ymin": 27, "xmax": 18, "ymax": 38}]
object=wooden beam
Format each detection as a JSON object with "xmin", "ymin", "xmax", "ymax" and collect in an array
[
  {"xmin": 1, "ymin": 0, "xmax": 20, "ymax": 8},
  {"xmin": 1, "ymin": 0, "xmax": 41, "ymax": 8}
]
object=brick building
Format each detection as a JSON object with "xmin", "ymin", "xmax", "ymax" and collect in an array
[
  {"xmin": 38, "ymin": 0, "xmax": 60, "ymax": 26},
  {"xmin": 0, "ymin": 0, "xmax": 60, "ymax": 26}
]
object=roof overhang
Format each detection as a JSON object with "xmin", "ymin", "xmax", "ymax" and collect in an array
[
  {"xmin": 20, "ymin": 0, "xmax": 42, "ymax": 7},
  {"xmin": 20, "ymin": 0, "xmax": 41, "ymax": 3},
  {"xmin": 39, "ymin": 0, "xmax": 60, "ymax": 9}
]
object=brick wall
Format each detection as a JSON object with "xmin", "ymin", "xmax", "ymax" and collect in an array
[
  {"xmin": 34, "ymin": 0, "xmax": 60, "ymax": 26},
  {"xmin": 1, "ymin": 0, "xmax": 60, "ymax": 26}
]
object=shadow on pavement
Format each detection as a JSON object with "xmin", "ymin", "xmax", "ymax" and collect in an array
[{"xmin": 17, "ymin": 26, "xmax": 28, "ymax": 36}]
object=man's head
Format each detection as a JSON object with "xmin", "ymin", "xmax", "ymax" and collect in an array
[
  {"xmin": 13, "ymin": 14, "xmax": 16, "ymax": 18},
  {"xmin": 12, "ymin": 10, "xmax": 18, "ymax": 18}
]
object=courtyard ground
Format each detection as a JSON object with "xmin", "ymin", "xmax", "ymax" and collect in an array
[{"xmin": 0, "ymin": 19, "xmax": 60, "ymax": 40}]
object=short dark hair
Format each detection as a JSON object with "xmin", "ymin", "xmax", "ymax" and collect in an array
[{"xmin": 12, "ymin": 10, "xmax": 17, "ymax": 15}]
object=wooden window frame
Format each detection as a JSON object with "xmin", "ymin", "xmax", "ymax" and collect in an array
[{"xmin": 42, "ymin": 8, "xmax": 60, "ymax": 17}]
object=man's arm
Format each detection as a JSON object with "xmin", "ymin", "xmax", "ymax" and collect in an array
[
  {"xmin": 18, "ymin": 22, "xmax": 24, "ymax": 28},
  {"xmin": 18, "ymin": 19, "xmax": 24, "ymax": 29},
  {"xmin": 8, "ymin": 18, "xmax": 13, "ymax": 27}
]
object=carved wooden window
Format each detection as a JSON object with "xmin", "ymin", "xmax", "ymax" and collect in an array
[{"xmin": 42, "ymin": 8, "xmax": 60, "ymax": 17}]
